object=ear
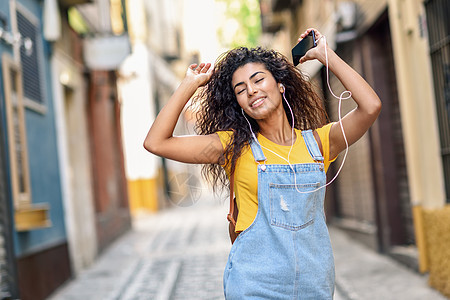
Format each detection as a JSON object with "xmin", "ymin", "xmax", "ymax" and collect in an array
[{"xmin": 279, "ymin": 83, "xmax": 285, "ymax": 93}]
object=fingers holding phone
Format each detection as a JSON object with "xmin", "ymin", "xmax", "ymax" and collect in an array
[
  {"xmin": 292, "ymin": 30, "xmax": 316, "ymax": 66},
  {"xmin": 293, "ymin": 28, "xmax": 327, "ymax": 65},
  {"xmin": 299, "ymin": 28, "xmax": 322, "ymax": 41}
]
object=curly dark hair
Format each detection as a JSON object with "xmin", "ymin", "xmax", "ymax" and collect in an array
[{"xmin": 192, "ymin": 47, "xmax": 327, "ymax": 191}]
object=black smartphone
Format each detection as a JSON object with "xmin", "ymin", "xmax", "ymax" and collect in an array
[{"xmin": 292, "ymin": 31, "xmax": 316, "ymax": 66}]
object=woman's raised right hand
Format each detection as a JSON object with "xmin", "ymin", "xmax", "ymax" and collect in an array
[{"xmin": 185, "ymin": 63, "xmax": 213, "ymax": 87}]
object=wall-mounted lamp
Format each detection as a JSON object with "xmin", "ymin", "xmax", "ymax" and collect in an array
[{"xmin": 0, "ymin": 13, "xmax": 33, "ymax": 56}]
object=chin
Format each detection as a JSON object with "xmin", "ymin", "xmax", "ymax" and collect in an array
[{"xmin": 248, "ymin": 109, "xmax": 272, "ymax": 120}]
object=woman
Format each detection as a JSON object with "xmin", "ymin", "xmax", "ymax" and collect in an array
[{"xmin": 144, "ymin": 28, "xmax": 381, "ymax": 299}]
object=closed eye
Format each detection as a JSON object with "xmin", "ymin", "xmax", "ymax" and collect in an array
[{"xmin": 237, "ymin": 88, "xmax": 246, "ymax": 95}]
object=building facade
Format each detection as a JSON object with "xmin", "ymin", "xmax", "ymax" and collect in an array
[
  {"xmin": 259, "ymin": 0, "xmax": 449, "ymax": 297},
  {"xmin": 67, "ymin": 0, "xmax": 132, "ymax": 253},
  {"xmin": 51, "ymin": 3, "xmax": 98, "ymax": 276},
  {"xmin": 0, "ymin": 0, "xmax": 131, "ymax": 299},
  {"xmin": 0, "ymin": 0, "xmax": 71, "ymax": 298}
]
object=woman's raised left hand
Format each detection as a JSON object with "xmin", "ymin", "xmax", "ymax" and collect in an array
[{"xmin": 298, "ymin": 28, "xmax": 328, "ymax": 65}]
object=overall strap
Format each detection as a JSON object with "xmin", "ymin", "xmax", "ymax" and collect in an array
[
  {"xmin": 301, "ymin": 130, "xmax": 324, "ymax": 162},
  {"xmin": 249, "ymin": 137, "xmax": 267, "ymax": 163}
]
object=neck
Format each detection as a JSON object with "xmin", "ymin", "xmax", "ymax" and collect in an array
[{"xmin": 257, "ymin": 109, "xmax": 295, "ymax": 146}]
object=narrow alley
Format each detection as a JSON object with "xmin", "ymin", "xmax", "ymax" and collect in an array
[{"xmin": 49, "ymin": 196, "xmax": 446, "ymax": 300}]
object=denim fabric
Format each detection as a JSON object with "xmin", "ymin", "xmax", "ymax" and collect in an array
[{"xmin": 224, "ymin": 130, "xmax": 335, "ymax": 299}]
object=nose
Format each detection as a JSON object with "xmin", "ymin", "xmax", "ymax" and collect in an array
[{"xmin": 247, "ymin": 82, "xmax": 257, "ymax": 96}]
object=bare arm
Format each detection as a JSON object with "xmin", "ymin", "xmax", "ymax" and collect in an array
[
  {"xmin": 143, "ymin": 63, "xmax": 224, "ymax": 164},
  {"xmin": 299, "ymin": 28, "xmax": 382, "ymax": 159}
]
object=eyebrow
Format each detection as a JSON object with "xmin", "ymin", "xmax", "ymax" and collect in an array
[{"xmin": 233, "ymin": 71, "xmax": 266, "ymax": 91}]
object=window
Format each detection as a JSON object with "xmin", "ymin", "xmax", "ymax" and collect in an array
[
  {"xmin": 2, "ymin": 54, "xmax": 50, "ymax": 231},
  {"xmin": 2, "ymin": 54, "xmax": 31, "ymax": 209}
]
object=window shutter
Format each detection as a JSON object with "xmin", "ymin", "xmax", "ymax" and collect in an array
[{"xmin": 16, "ymin": 10, "xmax": 43, "ymax": 104}]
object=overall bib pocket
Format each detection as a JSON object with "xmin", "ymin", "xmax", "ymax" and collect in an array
[{"xmin": 269, "ymin": 182, "xmax": 319, "ymax": 231}]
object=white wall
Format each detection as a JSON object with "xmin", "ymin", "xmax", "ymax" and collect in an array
[{"xmin": 52, "ymin": 50, "xmax": 98, "ymax": 274}]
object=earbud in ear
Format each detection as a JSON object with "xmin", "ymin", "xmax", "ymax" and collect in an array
[{"xmin": 280, "ymin": 83, "xmax": 285, "ymax": 93}]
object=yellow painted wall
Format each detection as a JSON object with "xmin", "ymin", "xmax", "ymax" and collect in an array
[
  {"xmin": 128, "ymin": 178, "xmax": 158, "ymax": 213},
  {"xmin": 423, "ymin": 205, "xmax": 450, "ymax": 297}
]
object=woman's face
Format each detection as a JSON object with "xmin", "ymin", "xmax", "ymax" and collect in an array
[{"xmin": 231, "ymin": 62, "xmax": 283, "ymax": 120}]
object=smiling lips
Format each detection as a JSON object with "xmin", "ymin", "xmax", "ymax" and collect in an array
[{"xmin": 250, "ymin": 97, "xmax": 266, "ymax": 108}]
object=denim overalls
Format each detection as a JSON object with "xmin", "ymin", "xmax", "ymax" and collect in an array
[{"xmin": 223, "ymin": 130, "xmax": 335, "ymax": 299}]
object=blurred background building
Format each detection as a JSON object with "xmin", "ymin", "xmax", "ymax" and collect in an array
[
  {"xmin": 118, "ymin": 0, "xmax": 188, "ymax": 213},
  {"xmin": 0, "ymin": 0, "xmax": 130, "ymax": 299},
  {"xmin": 0, "ymin": 0, "xmax": 448, "ymax": 299}
]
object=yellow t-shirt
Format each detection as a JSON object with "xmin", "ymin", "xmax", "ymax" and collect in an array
[{"xmin": 217, "ymin": 123, "xmax": 336, "ymax": 232}]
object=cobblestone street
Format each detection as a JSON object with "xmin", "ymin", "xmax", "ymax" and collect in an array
[
  {"xmin": 49, "ymin": 197, "xmax": 231, "ymax": 300},
  {"xmin": 49, "ymin": 196, "xmax": 446, "ymax": 300},
  {"xmin": 118, "ymin": 202, "xmax": 230, "ymax": 299}
]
